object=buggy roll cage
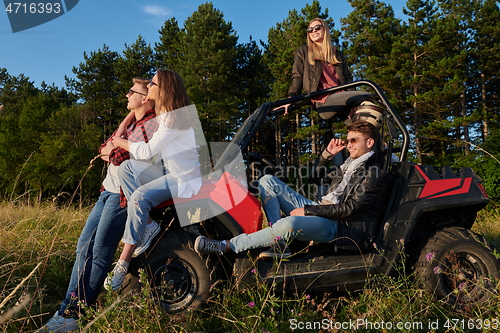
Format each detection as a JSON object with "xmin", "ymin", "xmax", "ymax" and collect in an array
[{"xmin": 213, "ymin": 80, "xmax": 410, "ymax": 173}]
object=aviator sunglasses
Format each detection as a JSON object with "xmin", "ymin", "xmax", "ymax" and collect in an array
[
  {"xmin": 307, "ymin": 24, "xmax": 323, "ymax": 33},
  {"xmin": 345, "ymin": 137, "xmax": 368, "ymax": 145}
]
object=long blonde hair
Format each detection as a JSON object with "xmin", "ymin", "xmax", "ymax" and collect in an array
[
  {"xmin": 155, "ymin": 69, "xmax": 193, "ymax": 130},
  {"xmin": 307, "ymin": 18, "xmax": 340, "ymax": 66}
]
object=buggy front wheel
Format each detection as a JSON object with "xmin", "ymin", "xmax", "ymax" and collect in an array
[{"xmin": 144, "ymin": 230, "xmax": 213, "ymax": 313}]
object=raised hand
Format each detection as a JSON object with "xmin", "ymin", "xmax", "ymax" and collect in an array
[{"xmin": 326, "ymin": 138, "xmax": 347, "ymax": 156}]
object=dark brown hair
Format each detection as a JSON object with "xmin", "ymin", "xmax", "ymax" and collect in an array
[
  {"xmin": 347, "ymin": 121, "xmax": 379, "ymax": 142},
  {"xmin": 155, "ymin": 69, "xmax": 193, "ymax": 130}
]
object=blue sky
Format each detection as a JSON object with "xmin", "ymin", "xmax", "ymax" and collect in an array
[{"xmin": 1, "ymin": 0, "xmax": 404, "ymax": 89}]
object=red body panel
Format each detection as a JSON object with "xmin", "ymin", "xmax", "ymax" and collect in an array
[
  {"xmin": 155, "ymin": 172, "xmax": 262, "ymax": 234},
  {"xmin": 415, "ymin": 166, "xmax": 473, "ymax": 199}
]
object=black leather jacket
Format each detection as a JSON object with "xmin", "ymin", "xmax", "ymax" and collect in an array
[
  {"xmin": 288, "ymin": 45, "xmax": 353, "ymax": 97},
  {"xmin": 304, "ymin": 151, "xmax": 387, "ymax": 250}
]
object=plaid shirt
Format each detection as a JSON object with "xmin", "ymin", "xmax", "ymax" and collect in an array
[{"xmin": 100, "ymin": 109, "xmax": 158, "ymax": 207}]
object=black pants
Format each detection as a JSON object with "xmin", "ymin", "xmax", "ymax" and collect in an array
[{"xmin": 316, "ymin": 90, "xmax": 371, "ymax": 120}]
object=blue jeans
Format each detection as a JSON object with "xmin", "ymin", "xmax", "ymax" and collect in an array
[
  {"xmin": 59, "ymin": 191, "xmax": 126, "ymax": 314},
  {"xmin": 229, "ymin": 175, "xmax": 338, "ymax": 253},
  {"xmin": 118, "ymin": 160, "xmax": 177, "ymax": 245}
]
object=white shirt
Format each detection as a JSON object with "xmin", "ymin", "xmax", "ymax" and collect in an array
[
  {"xmin": 129, "ymin": 107, "xmax": 202, "ymax": 198},
  {"xmin": 102, "ymin": 163, "xmax": 120, "ymax": 193}
]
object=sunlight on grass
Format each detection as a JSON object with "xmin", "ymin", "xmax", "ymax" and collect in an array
[
  {"xmin": 0, "ymin": 202, "xmax": 88, "ymax": 332},
  {"xmin": 0, "ymin": 202, "xmax": 500, "ymax": 332}
]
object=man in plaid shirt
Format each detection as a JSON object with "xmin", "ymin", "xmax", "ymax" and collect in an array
[
  {"xmin": 40, "ymin": 77, "xmax": 158, "ymax": 332},
  {"xmin": 101, "ymin": 99, "xmax": 158, "ymax": 208}
]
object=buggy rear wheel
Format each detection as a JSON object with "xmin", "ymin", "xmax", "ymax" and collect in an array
[{"xmin": 414, "ymin": 227, "xmax": 500, "ymax": 308}]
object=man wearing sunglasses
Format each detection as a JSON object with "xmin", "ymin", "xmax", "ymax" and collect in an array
[
  {"xmin": 39, "ymin": 77, "xmax": 158, "ymax": 332},
  {"xmin": 194, "ymin": 121, "xmax": 387, "ymax": 259}
]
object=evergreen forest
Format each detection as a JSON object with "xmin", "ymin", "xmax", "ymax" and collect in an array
[{"xmin": 1, "ymin": 0, "xmax": 499, "ymax": 205}]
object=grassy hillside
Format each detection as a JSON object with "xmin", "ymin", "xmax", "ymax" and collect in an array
[{"xmin": 1, "ymin": 202, "xmax": 500, "ymax": 332}]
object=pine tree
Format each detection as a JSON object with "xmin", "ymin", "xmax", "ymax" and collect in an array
[
  {"xmin": 0, "ymin": 71, "xmax": 77, "ymax": 200},
  {"xmin": 170, "ymin": 2, "xmax": 240, "ymax": 142},
  {"xmin": 37, "ymin": 104, "xmax": 102, "ymax": 206},
  {"xmin": 0, "ymin": 71, "xmax": 39, "ymax": 197},
  {"xmin": 469, "ymin": 0, "xmax": 500, "ymax": 142},
  {"xmin": 436, "ymin": 0, "xmax": 483, "ymax": 162},
  {"xmin": 155, "ymin": 18, "xmax": 182, "ymax": 70},
  {"xmin": 116, "ymin": 35, "xmax": 155, "ymax": 93},
  {"xmin": 341, "ymin": 0, "xmax": 401, "ymax": 85},
  {"xmin": 235, "ymin": 38, "xmax": 272, "ymax": 155},
  {"xmin": 414, "ymin": 0, "xmax": 471, "ymax": 165},
  {"xmin": 387, "ymin": 0, "xmax": 441, "ymax": 163},
  {"xmin": 66, "ymin": 45, "xmax": 121, "ymax": 142},
  {"xmin": 456, "ymin": 0, "xmax": 500, "ymax": 200},
  {"xmin": 0, "ymin": 69, "xmax": 38, "ymax": 116}
]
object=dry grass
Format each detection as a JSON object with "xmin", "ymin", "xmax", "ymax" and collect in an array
[
  {"xmin": 0, "ymin": 202, "xmax": 89, "ymax": 332},
  {"xmin": 474, "ymin": 204, "xmax": 500, "ymax": 249},
  {"xmin": 1, "ymin": 201, "xmax": 500, "ymax": 332}
]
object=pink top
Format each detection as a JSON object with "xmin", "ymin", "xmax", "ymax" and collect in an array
[{"xmin": 312, "ymin": 62, "xmax": 340, "ymax": 103}]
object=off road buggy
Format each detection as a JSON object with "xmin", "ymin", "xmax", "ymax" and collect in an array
[{"xmin": 123, "ymin": 80, "xmax": 499, "ymax": 312}]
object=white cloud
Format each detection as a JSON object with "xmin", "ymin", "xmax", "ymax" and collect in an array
[{"xmin": 142, "ymin": 5, "xmax": 172, "ymax": 16}]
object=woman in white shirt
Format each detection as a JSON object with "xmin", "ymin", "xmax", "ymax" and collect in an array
[{"xmin": 105, "ymin": 69, "xmax": 202, "ymax": 290}]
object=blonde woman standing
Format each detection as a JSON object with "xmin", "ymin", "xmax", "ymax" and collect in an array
[{"xmin": 284, "ymin": 18, "xmax": 369, "ymax": 119}]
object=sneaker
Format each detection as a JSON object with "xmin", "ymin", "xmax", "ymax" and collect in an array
[
  {"xmin": 258, "ymin": 241, "xmax": 292, "ymax": 259},
  {"xmin": 133, "ymin": 220, "xmax": 161, "ymax": 257},
  {"xmin": 194, "ymin": 236, "xmax": 226, "ymax": 255},
  {"xmin": 104, "ymin": 260, "xmax": 129, "ymax": 291},
  {"xmin": 38, "ymin": 311, "xmax": 78, "ymax": 332}
]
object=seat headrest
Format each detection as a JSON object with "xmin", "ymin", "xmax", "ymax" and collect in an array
[{"xmin": 344, "ymin": 101, "xmax": 384, "ymax": 130}]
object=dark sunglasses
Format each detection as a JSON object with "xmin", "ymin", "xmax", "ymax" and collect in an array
[
  {"xmin": 345, "ymin": 137, "xmax": 367, "ymax": 145},
  {"xmin": 148, "ymin": 80, "xmax": 158, "ymax": 87},
  {"xmin": 128, "ymin": 89, "xmax": 147, "ymax": 96},
  {"xmin": 307, "ymin": 24, "xmax": 323, "ymax": 33}
]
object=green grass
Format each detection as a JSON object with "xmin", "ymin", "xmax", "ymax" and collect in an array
[{"xmin": 1, "ymin": 202, "xmax": 500, "ymax": 332}]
